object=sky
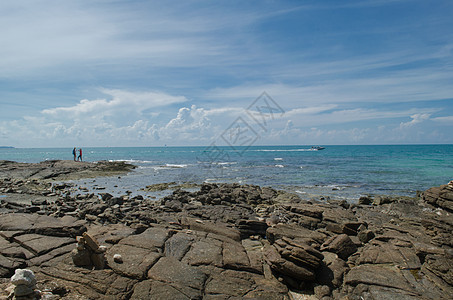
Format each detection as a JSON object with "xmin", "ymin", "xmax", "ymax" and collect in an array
[{"xmin": 0, "ymin": 0, "xmax": 452, "ymax": 147}]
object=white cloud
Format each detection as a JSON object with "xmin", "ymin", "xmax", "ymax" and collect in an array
[
  {"xmin": 399, "ymin": 113, "xmax": 431, "ymax": 129},
  {"xmin": 432, "ymin": 115, "xmax": 453, "ymax": 124},
  {"xmin": 285, "ymin": 105, "xmax": 338, "ymax": 116},
  {"xmin": 42, "ymin": 89, "xmax": 187, "ymax": 117}
]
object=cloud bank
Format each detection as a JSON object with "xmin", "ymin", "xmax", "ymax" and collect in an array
[
  {"xmin": 0, "ymin": 1, "xmax": 452, "ymax": 146},
  {"xmin": 1, "ymin": 87, "xmax": 451, "ymax": 147}
]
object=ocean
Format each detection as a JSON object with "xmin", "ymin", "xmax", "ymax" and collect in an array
[{"xmin": 1, "ymin": 145, "xmax": 452, "ymax": 202}]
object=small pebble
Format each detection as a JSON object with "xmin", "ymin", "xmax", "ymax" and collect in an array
[{"xmin": 113, "ymin": 254, "xmax": 123, "ymax": 263}]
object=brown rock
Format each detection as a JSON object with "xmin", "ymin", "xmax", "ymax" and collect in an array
[
  {"xmin": 266, "ymin": 223, "xmax": 327, "ymax": 246},
  {"xmin": 358, "ymin": 229, "xmax": 375, "ymax": 243},
  {"xmin": 71, "ymin": 248, "xmax": 91, "ymax": 267},
  {"xmin": 0, "ymin": 213, "xmax": 86, "ymax": 237},
  {"xmin": 182, "ymin": 238, "xmax": 223, "ymax": 267},
  {"xmin": 317, "ymin": 252, "xmax": 349, "ymax": 288},
  {"xmin": 13, "ymin": 234, "xmax": 74, "ymax": 256},
  {"xmin": 242, "ymin": 239, "xmax": 264, "ymax": 274},
  {"xmin": 118, "ymin": 227, "xmax": 171, "ymax": 251},
  {"xmin": 164, "ymin": 232, "xmax": 194, "ymax": 261},
  {"xmin": 106, "ymin": 244, "xmax": 161, "ymax": 279},
  {"xmin": 82, "ymin": 232, "xmax": 100, "ymax": 252},
  {"xmin": 321, "ymin": 234, "xmax": 357, "ymax": 260},
  {"xmin": 131, "ymin": 280, "xmax": 191, "ymax": 300},
  {"xmin": 222, "ymin": 240, "xmax": 251, "ymax": 271},
  {"xmin": 148, "ymin": 256, "xmax": 207, "ymax": 298},
  {"xmin": 423, "ymin": 184, "xmax": 453, "ymax": 212},
  {"xmin": 181, "ymin": 217, "xmax": 241, "ymax": 241},
  {"xmin": 358, "ymin": 242, "xmax": 421, "ymax": 270},
  {"xmin": 264, "ymin": 243, "xmax": 316, "ymax": 281},
  {"xmin": 344, "ymin": 264, "xmax": 418, "ymax": 294}
]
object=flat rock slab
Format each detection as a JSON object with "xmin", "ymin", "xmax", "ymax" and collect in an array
[
  {"xmin": 106, "ymin": 244, "xmax": 161, "ymax": 279},
  {"xmin": 205, "ymin": 270, "xmax": 254, "ymax": 297},
  {"xmin": 148, "ymin": 256, "xmax": 207, "ymax": 299},
  {"xmin": 266, "ymin": 224, "xmax": 327, "ymax": 245},
  {"xmin": 204, "ymin": 269, "xmax": 288, "ymax": 299},
  {"xmin": 0, "ymin": 253, "xmax": 26, "ymax": 277},
  {"xmin": 181, "ymin": 217, "xmax": 241, "ymax": 241},
  {"xmin": 118, "ymin": 227, "xmax": 171, "ymax": 251},
  {"xmin": 182, "ymin": 238, "xmax": 223, "ymax": 267},
  {"xmin": 222, "ymin": 239, "xmax": 251, "ymax": 271},
  {"xmin": 0, "ymin": 213, "xmax": 86, "ymax": 237},
  {"xmin": 132, "ymin": 279, "xmax": 193, "ymax": 300},
  {"xmin": 164, "ymin": 232, "xmax": 195, "ymax": 260},
  {"xmin": 13, "ymin": 234, "xmax": 74, "ymax": 256},
  {"xmin": 358, "ymin": 242, "xmax": 421, "ymax": 269},
  {"xmin": 86, "ymin": 224, "xmax": 136, "ymax": 245},
  {"xmin": 344, "ymin": 264, "xmax": 417, "ymax": 293},
  {"xmin": 0, "ymin": 160, "xmax": 135, "ymax": 181},
  {"xmin": 37, "ymin": 261, "xmax": 138, "ymax": 299},
  {"xmin": 0, "ymin": 236, "xmax": 29, "ymax": 259}
]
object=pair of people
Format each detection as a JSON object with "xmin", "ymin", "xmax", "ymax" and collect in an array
[{"xmin": 72, "ymin": 147, "xmax": 83, "ymax": 161}]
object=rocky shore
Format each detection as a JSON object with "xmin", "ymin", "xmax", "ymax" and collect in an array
[{"xmin": 0, "ymin": 160, "xmax": 452, "ymax": 299}]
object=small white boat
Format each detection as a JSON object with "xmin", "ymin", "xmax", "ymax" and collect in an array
[{"xmin": 311, "ymin": 146, "xmax": 325, "ymax": 151}]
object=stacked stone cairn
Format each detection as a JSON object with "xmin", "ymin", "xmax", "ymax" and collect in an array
[
  {"xmin": 71, "ymin": 232, "xmax": 106, "ymax": 269},
  {"xmin": 9, "ymin": 269, "xmax": 38, "ymax": 299}
]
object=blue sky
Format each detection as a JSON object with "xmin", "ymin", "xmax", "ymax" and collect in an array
[{"xmin": 0, "ymin": 0, "xmax": 452, "ymax": 147}]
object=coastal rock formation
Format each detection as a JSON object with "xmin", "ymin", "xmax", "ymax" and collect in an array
[
  {"xmin": 423, "ymin": 182, "xmax": 453, "ymax": 212},
  {"xmin": 0, "ymin": 159, "xmax": 135, "ymax": 182},
  {"xmin": 0, "ymin": 161, "xmax": 452, "ymax": 299}
]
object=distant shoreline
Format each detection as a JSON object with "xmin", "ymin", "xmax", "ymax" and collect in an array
[
  {"xmin": 1, "ymin": 144, "xmax": 452, "ymax": 149},
  {"xmin": 0, "ymin": 146, "xmax": 14, "ymax": 149}
]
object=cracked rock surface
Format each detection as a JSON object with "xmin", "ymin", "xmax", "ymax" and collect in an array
[{"xmin": 0, "ymin": 160, "xmax": 452, "ymax": 299}]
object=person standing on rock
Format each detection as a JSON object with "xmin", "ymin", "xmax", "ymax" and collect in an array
[
  {"xmin": 73, "ymin": 147, "xmax": 77, "ymax": 161},
  {"xmin": 77, "ymin": 148, "xmax": 83, "ymax": 161}
]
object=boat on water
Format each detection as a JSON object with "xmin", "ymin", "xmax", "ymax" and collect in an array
[{"xmin": 311, "ymin": 146, "xmax": 325, "ymax": 150}]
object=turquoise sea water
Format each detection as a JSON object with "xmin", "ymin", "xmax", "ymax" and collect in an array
[{"xmin": 1, "ymin": 145, "xmax": 452, "ymax": 201}]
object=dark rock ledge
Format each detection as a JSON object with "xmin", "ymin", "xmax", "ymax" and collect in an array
[{"xmin": 0, "ymin": 161, "xmax": 452, "ymax": 299}]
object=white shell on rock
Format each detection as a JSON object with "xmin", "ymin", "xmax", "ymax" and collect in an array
[{"xmin": 113, "ymin": 254, "xmax": 123, "ymax": 263}]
